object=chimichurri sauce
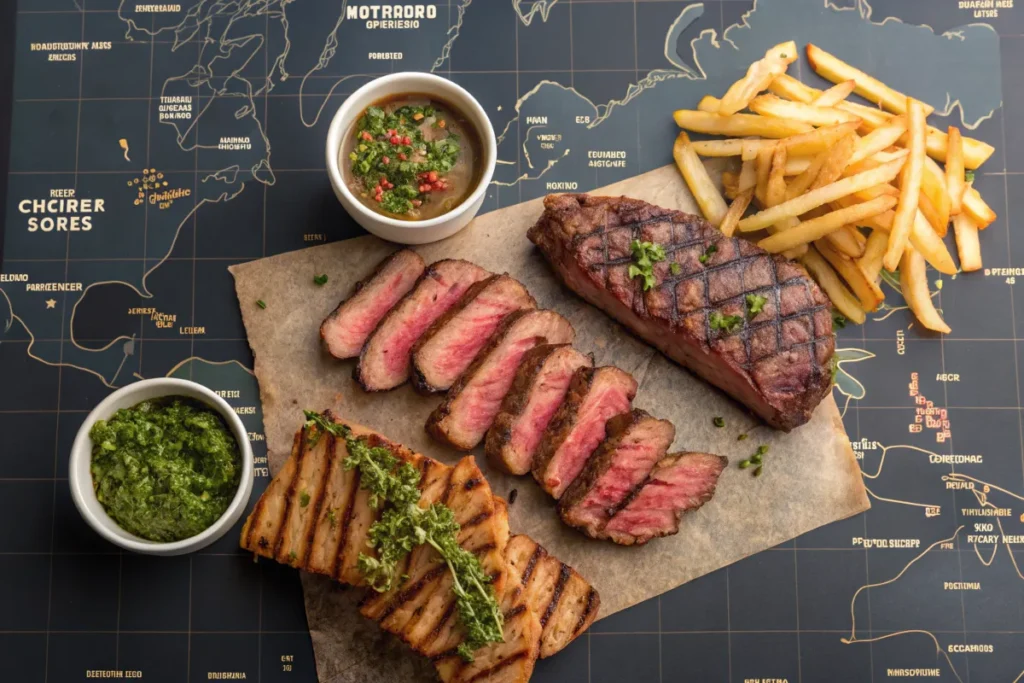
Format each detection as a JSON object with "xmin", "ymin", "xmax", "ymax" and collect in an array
[{"xmin": 89, "ymin": 396, "xmax": 242, "ymax": 542}]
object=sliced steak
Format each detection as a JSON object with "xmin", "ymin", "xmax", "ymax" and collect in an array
[
  {"xmin": 602, "ymin": 452, "xmax": 727, "ymax": 546},
  {"xmin": 355, "ymin": 259, "xmax": 489, "ymax": 392},
  {"xmin": 486, "ymin": 345, "xmax": 594, "ymax": 475},
  {"xmin": 531, "ymin": 366, "xmax": 638, "ymax": 499},
  {"xmin": 557, "ymin": 410, "xmax": 675, "ymax": 538},
  {"xmin": 427, "ymin": 310, "xmax": 575, "ymax": 450},
  {"xmin": 528, "ymin": 194, "xmax": 834, "ymax": 431},
  {"xmin": 411, "ymin": 274, "xmax": 537, "ymax": 394},
  {"xmin": 320, "ymin": 249, "xmax": 425, "ymax": 359}
]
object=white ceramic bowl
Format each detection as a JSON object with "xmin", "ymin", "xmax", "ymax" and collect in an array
[
  {"xmin": 325, "ymin": 72, "xmax": 497, "ymax": 244},
  {"xmin": 69, "ymin": 378, "xmax": 254, "ymax": 555}
]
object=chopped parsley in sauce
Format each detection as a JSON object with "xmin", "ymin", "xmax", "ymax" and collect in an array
[{"xmin": 89, "ymin": 397, "xmax": 241, "ymax": 542}]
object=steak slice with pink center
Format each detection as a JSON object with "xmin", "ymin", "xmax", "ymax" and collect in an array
[
  {"xmin": 485, "ymin": 345, "xmax": 593, "ymax": 475},
  {"xmin": 602, "ymin": 452, "xmax": 727, "ymax": 546},
  {"xmin": 557, "ymin": 409, "xmax": 675, "ymax": 538},
  {"xmin": 531, "ymin": 366, "xmax": 638, "ymax": 499},
  {"xmin": 427, "ymin": 310, "xmax": 575, "ymax": 450},
  {"xmin": 320, "ymin": 249, "xmax": 425, "ymax": 359},
  {"xmin": 355, "ymin": 259, "xmax": 489, "ymax": 392},
  {"xmin": 412, "ymin": 274, "xmax": 537, "ymax": 394}
]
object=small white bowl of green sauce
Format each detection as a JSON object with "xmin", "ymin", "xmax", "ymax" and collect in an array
[{"xmin": 69, "ymin": 378, "xmax": 254, "ymax": 556}]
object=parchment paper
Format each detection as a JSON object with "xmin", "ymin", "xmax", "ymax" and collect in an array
[{"xmin": 230, "ymin": 164, "xmax": 870, "ymax": 682}]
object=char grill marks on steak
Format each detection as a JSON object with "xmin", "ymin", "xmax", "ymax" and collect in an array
[
  {"xmin": 486, "ymin": 345, "xmax": 594, "ymax": 476},
  {"xmin": 602, "ymin": 452, "xmax": 727, "ymax": 546},
  {"xmin": 527, "ymin": 194, "xmax": 835, "ymax": 431},
  {"xmin": 427, "ymin": 310, "xmax": 576, "ymax": 451},
  {"xmin": 356, "ymin": 259, "xmax": 490, "ymax": 392},
  {"xmin": 557, "ymin": 410, "xmax": 675, "ymax": 538},
  {"xmin": 412, "ymin": 275, "xmax": 537, "ymax": 394},
  {"xmin": 531, "ymin": 366, "xmax": 638, "ymax": 499},
  {"xmin": 320, "ymin": 249, "xmax": 426, "ymax": 359}
]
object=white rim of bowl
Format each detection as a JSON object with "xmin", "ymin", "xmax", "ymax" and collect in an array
[
  {"xmin": 69, "ymin": 378, "xmax": 255, "ymax": 553},
  {"xmin": 326, "ymin": 72, "xmax": 497, "ymax": 231}
]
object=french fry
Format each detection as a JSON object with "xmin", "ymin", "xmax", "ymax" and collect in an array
[
  {"xmin": 900, "ymin": 247, "xmax": 951, "ymax": 333},
  {"xmin": 786, "ymin": 148, "xmax": 830, "ymax": 200},
  {"xmin": 953, "ymin": 213, "xmax": 983, "ymax": 272},
  {"xmin": 739, "ymin": 158, "xmax": 757, "ymax": 193},
  {"xmin": 692, "ymin": 138, "xmax": 772, "ymax": 157},
  {"xmin": 748, "ymin": 94, "xmax": 861, "ymax": 127},
  {"xmin": 816, "ymin": 239, "xmax": 885, "ymax": 311},
  {"xmin": 720, "ymin": 188, "xmax": 754, "ymax": 238},
  {"xmin": 805, "ymin": 44, "xmax": 934, "ymax": 116},
  {"xmin": 826, "ymin": 224, "xmax": 868, "ymax": 258},
  {"xmin": 698, "ymin": 95, "xmax": 720, "ymax": 113},
  {"xmin": 755, "ymin": 146, "xmax": 773, "ymax": 206},
  {"xmin": 765, "ymin": 145, "xmax": 789, "ymax": 208},
  {"xmin": 849, "ymin": 117, "xmax": 907, "ymax": 165},
  {"xmin": 962, "ymin": 184, "xmax": 997, "ymax": 229},
  {"xmin": 909, "ymin": 210, "xmax": 957, "ymax": 275},
  {"xmin": 673, "ymin": 110, "xmax": 814, "ymax": 138},
  {"xmin": 769, "ymin": 73, "xmax": 818, "ymax": 103},
  {"xmin": 782, "ymin": 245, "xmax": 809, "ymax": 260},
  {"xmin": 757, "ymin": 196, "xmax": 895, "ymax": 254},
  {"xmin": 673, "ymin": 131, "xmax": 729, "ymax": 226},
  {"xmin": 722, "ymin": 171, "xmax": 740, "ymax": 201},
  {"xmin": 812, "ymin": 79, "xmax": 856, "ymax": 107},
  {"xmin": 917, "ymin": 190, "xmax": 947, "ymax": 238},
  {"xmin": 858, "ymin": 229, "xmax": 889, "ymax": 282},
  {"xmin": 692, "ymin": 123, "xmax": 860, "ymax": 158},
  {"xmin": 853, "ymin": 183, "xmax": 899, "ymax": 201},
  {"xmin": 741, "ymin": 139, "xmax": 762, "ymax": 162},
  {"xmin": 883, "ymin": 98, "xmax": 925, "ymax": 272},
  {"xmin": 737, "ymin": 154, "xmax": 906, "ymax": 232},
  {"xmin": 946, "ymin": 126, "xmax": 966, "ymax": 214},
  {"xmin": 838, "ymin": 100, "xmax": 896, "ymax": 127},
  {"xmin": 808, "ymin": 133, "xmax": 858, "ymax": 191},
  {"xmin": 922, "ymin": 125, "xmax": 994, "ymax": 170},
  {"xmin": 800, "ymin": 248, "xmax": 867, "ymax": 324},
  {"xmin": 785, "ymin": 157, "xmax": 813, "ymax": 176},
  {"xmin": 718, "ymin": 41, "xmax": 799, "ymax": 115},
  {"xmin": 921, "ymin": 157, "xmax": 951, "ymax": 234}
]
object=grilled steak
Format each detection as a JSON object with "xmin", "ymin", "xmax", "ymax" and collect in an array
[
  {"xmin": 503, "ymin": 534, "xmax": 600, "ymax": 658},
  {"xmin": 557, "ymin": 410, "xmax": 675, "ymax": 538},
  {"xmin": 320, "ymin": 249, "xmax": 425, "ymax": 359},
  {"xmin": 602, "ymin": 452, "xmax": 727, "ymax": 546},
  {"xmin": 411, "ymin": 274, "xmax": 537, "ymax": 394},
  {"xmin": 427, "ymin": 310, "xmax": 575, "ymax": 450},
  {"xmin": 532, "ymin": 366, "xmax": 638, "ymax": 499},
  {"xmin": 528, "ymin": 194, "xmax": 835, "ymax": 431},
  {"xmin": 486, "ymin": 345, "xmax": 594, "ymax": 475},
  {"xmin": 356, "ymin": 259, "xmax": 489, "ymax": 392}
]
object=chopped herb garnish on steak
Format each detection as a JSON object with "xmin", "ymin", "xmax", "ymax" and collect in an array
[
  {"xmin": 737, "ymin": 433, "xmax": 748, "ymax": 441},
  {"xmin": 314, "ymin": 274, "xmax": 328, "ymax": 286},
  {"xmin": 753, "ymin": 465, "xmax": 764, "ymax": 477},
  {"xmin": 256, "ymin": 299, "xmax": 267, "ymax": 309},
  {"xmin": 709, "ymin": 311, "xmax": 744, "ymax": 335},
  {"xmin": 698, "ymin": 243, "xmax": 718, "ymax": 265},
  {"xmin": 670, "ymin": 262, "xmax": 682, "ymax": 276},
  {"xmin": 713, "ymin": 416, "xmax": 725, "ymax": 428},
  {"xmin": 746, "ymin": 293, "xmax": 767, "ymax": 317},
  {"xmin": 627, "ymin": 239, "xmax": 666, "ymax": 291}
]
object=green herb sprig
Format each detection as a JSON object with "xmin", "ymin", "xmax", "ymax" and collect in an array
[
  {"xmin": 710, "ymin": 311, "xmax": 744, "ymax": 335},
  {"xmin": 698, "ymin": 244, "xmax": 718, "ymax": 265},
  {"xmin": 739, "ymin": 444, "xmax": 769, "ymax": 477},
  {"xmin": 302, "ymin": 411, "xmax": 504, "ymax": 662},
  {"xmin": 745, "ymin": 293, "xmax": 767, "ymax": 317},
  {"xmin": 314, "ymin": 274, "xmax": 328, "ymax": 286},
  {"xmin": 628, "ymin": 239, "xmax": 666, "ymax": 291}
]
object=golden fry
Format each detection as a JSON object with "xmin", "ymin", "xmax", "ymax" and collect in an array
[
  {"xmin": 909, "ymin": 210, "xmax": 957, "ymax": 275},
  {"xmin": 962, "ymin": 184, "xmax": 997, "ymax": 229},
  {"xmin": 805, "ymin": 43, "xmax": 935, "ymax": 116},
  {"xmin": 826, "ymin": 225, "xmax": 868, "ymax": 258},
  {"xmin": 765, "ymin": 145, "xmax": 789, "ymax": 208},
  {"xmin": 719, "ymin": 188, "xmax": 754, "ymax": 238},
  {"xmin": 900, "ymin": 247, "xmax": 951, "ymax": 333},
  {"xmin": 782, "ymin": 244, "xmax": 809, "ymax": 260},
  {"xmin": 673, "ymin": 110, "xmax": 814, "ymax": 138},
  {"xmin": 800, "ymin": 248, "xmax": 867, "ymax": 324},
  {"xmin": 786, "ymin": 148, "xmax": 830, "ymax": 200},
  {"xmin": 697, "ymin": 95, "xmax": 720, "ymax": 113},
  {"xmin": 739, "ymin": 158, "xmax": 757, "ymax": 193},
  {"xmin": 691, "ymin": 138, "xmax": 770, "ymax": 158},
  {"xmin": 849, "ymin": 117, "xmax": 906, "ymax": 165},
  {"xmin": 718, "ymin": 41, "xmax": 799, "ymax": 115},
  {"xmin": 737, "ymin": 154, "xmax": 906, "ymax": 232},
  {"xmin": 812, "ymin": 79, "xmax": 856, "ymax": 107},
  {"xmin": 858, "ymin": 229, "xmax": 889, "ymax": 282},
  {"xmin": 673, "ymin": 131, "xmax": 729, "ymax": 226},
  {"xmin": 748, "ymin": 94, "xmax": 861, "ymax": 127},
  {"xmin": 755, "ymin": 146, "xmax": 773, "ymax": 206},
  {"xmin": 816, "ymin": 239, "xmax": 885, "ymax": 311},
  {"xmin": 921, "ymin": 157, "xmax": 951, "ymax": 234},
  {"xmin": 946, "ymin": 126, "xmax": 966, "ymax": 215},
  {"xmin": 953, "ymin": 213, "xmax": 982, "ymax": 272},
  {"xmin": 768, "ymin": 73, "xmax": 817, "ymax": 103},
  {"xmin": 922, "ymin": 125, "xmax": 994, "ymax": 170},
  {"xmin": 722, "ymin": 171, "xmax": 740, "ymax": 201},
  {"xmin": 917, "ymin": 190, "xmax": 947, "ymax": 238},
  {"xmin": 757, "ymin": 196, "xmax": 895, "ymax": 254},
  {"xmin": 809, "ymin": 133, "xmax": 858, "ymax": 191},
  {"xmin": 883, "ymin": 98, "xmax": 925, "ymax": 272}
]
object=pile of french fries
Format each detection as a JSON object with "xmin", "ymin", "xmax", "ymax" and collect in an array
[{"xmin": 671, "ymin": 41, "xmax": 997, "ymax": 332}]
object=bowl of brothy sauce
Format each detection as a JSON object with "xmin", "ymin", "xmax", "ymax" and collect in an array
[{"xmin": 327, "ymin": 73, "xmax": 496, "ymax": 244}]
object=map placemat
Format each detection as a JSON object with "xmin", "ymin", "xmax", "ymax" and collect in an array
[{"xmin": 2, "ymin": 1, "xmax": 1023, "ymax": 682}]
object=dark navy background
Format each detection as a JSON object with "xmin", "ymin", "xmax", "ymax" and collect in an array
[{"xmin": 2, "ymin": 1, "xmax": 1023, "ymax": 682}]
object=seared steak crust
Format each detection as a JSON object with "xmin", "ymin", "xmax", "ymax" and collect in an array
[
  {"xmin": 531, "ymin": 366, "xmax": 638, "ymax": 499},
  {"xmin": 426, "ymin": 310, "xmax": 575, "ymax": 450},
  {"xmin": 412, "ymin": 274, "xmax": 537, "ymax": 395},
  {"xmin": 486, "ymin": 345, "xmax": 594, "ymax": 475},
  {"xmin": 557, "ymin": 409, "xmax": 675, "ymax": 538},
  {"xmin": 528, "ymin": 194, "xmax": 834, "ymax": 431},
  {"xmin": 602, "ymin": 452, "xmax": 727, "ymax": 546},
  {"xmin": 320, "ymin": 249, "xmax": 425, "ymax": 359},
  {"xmin": 355, "ymin": 259, "xmax": 489, "ymax": 392}
]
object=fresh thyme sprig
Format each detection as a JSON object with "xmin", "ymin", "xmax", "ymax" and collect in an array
[{"xmin": 301, "ymin": 410, "xmax": 504, "ymax": 661}]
